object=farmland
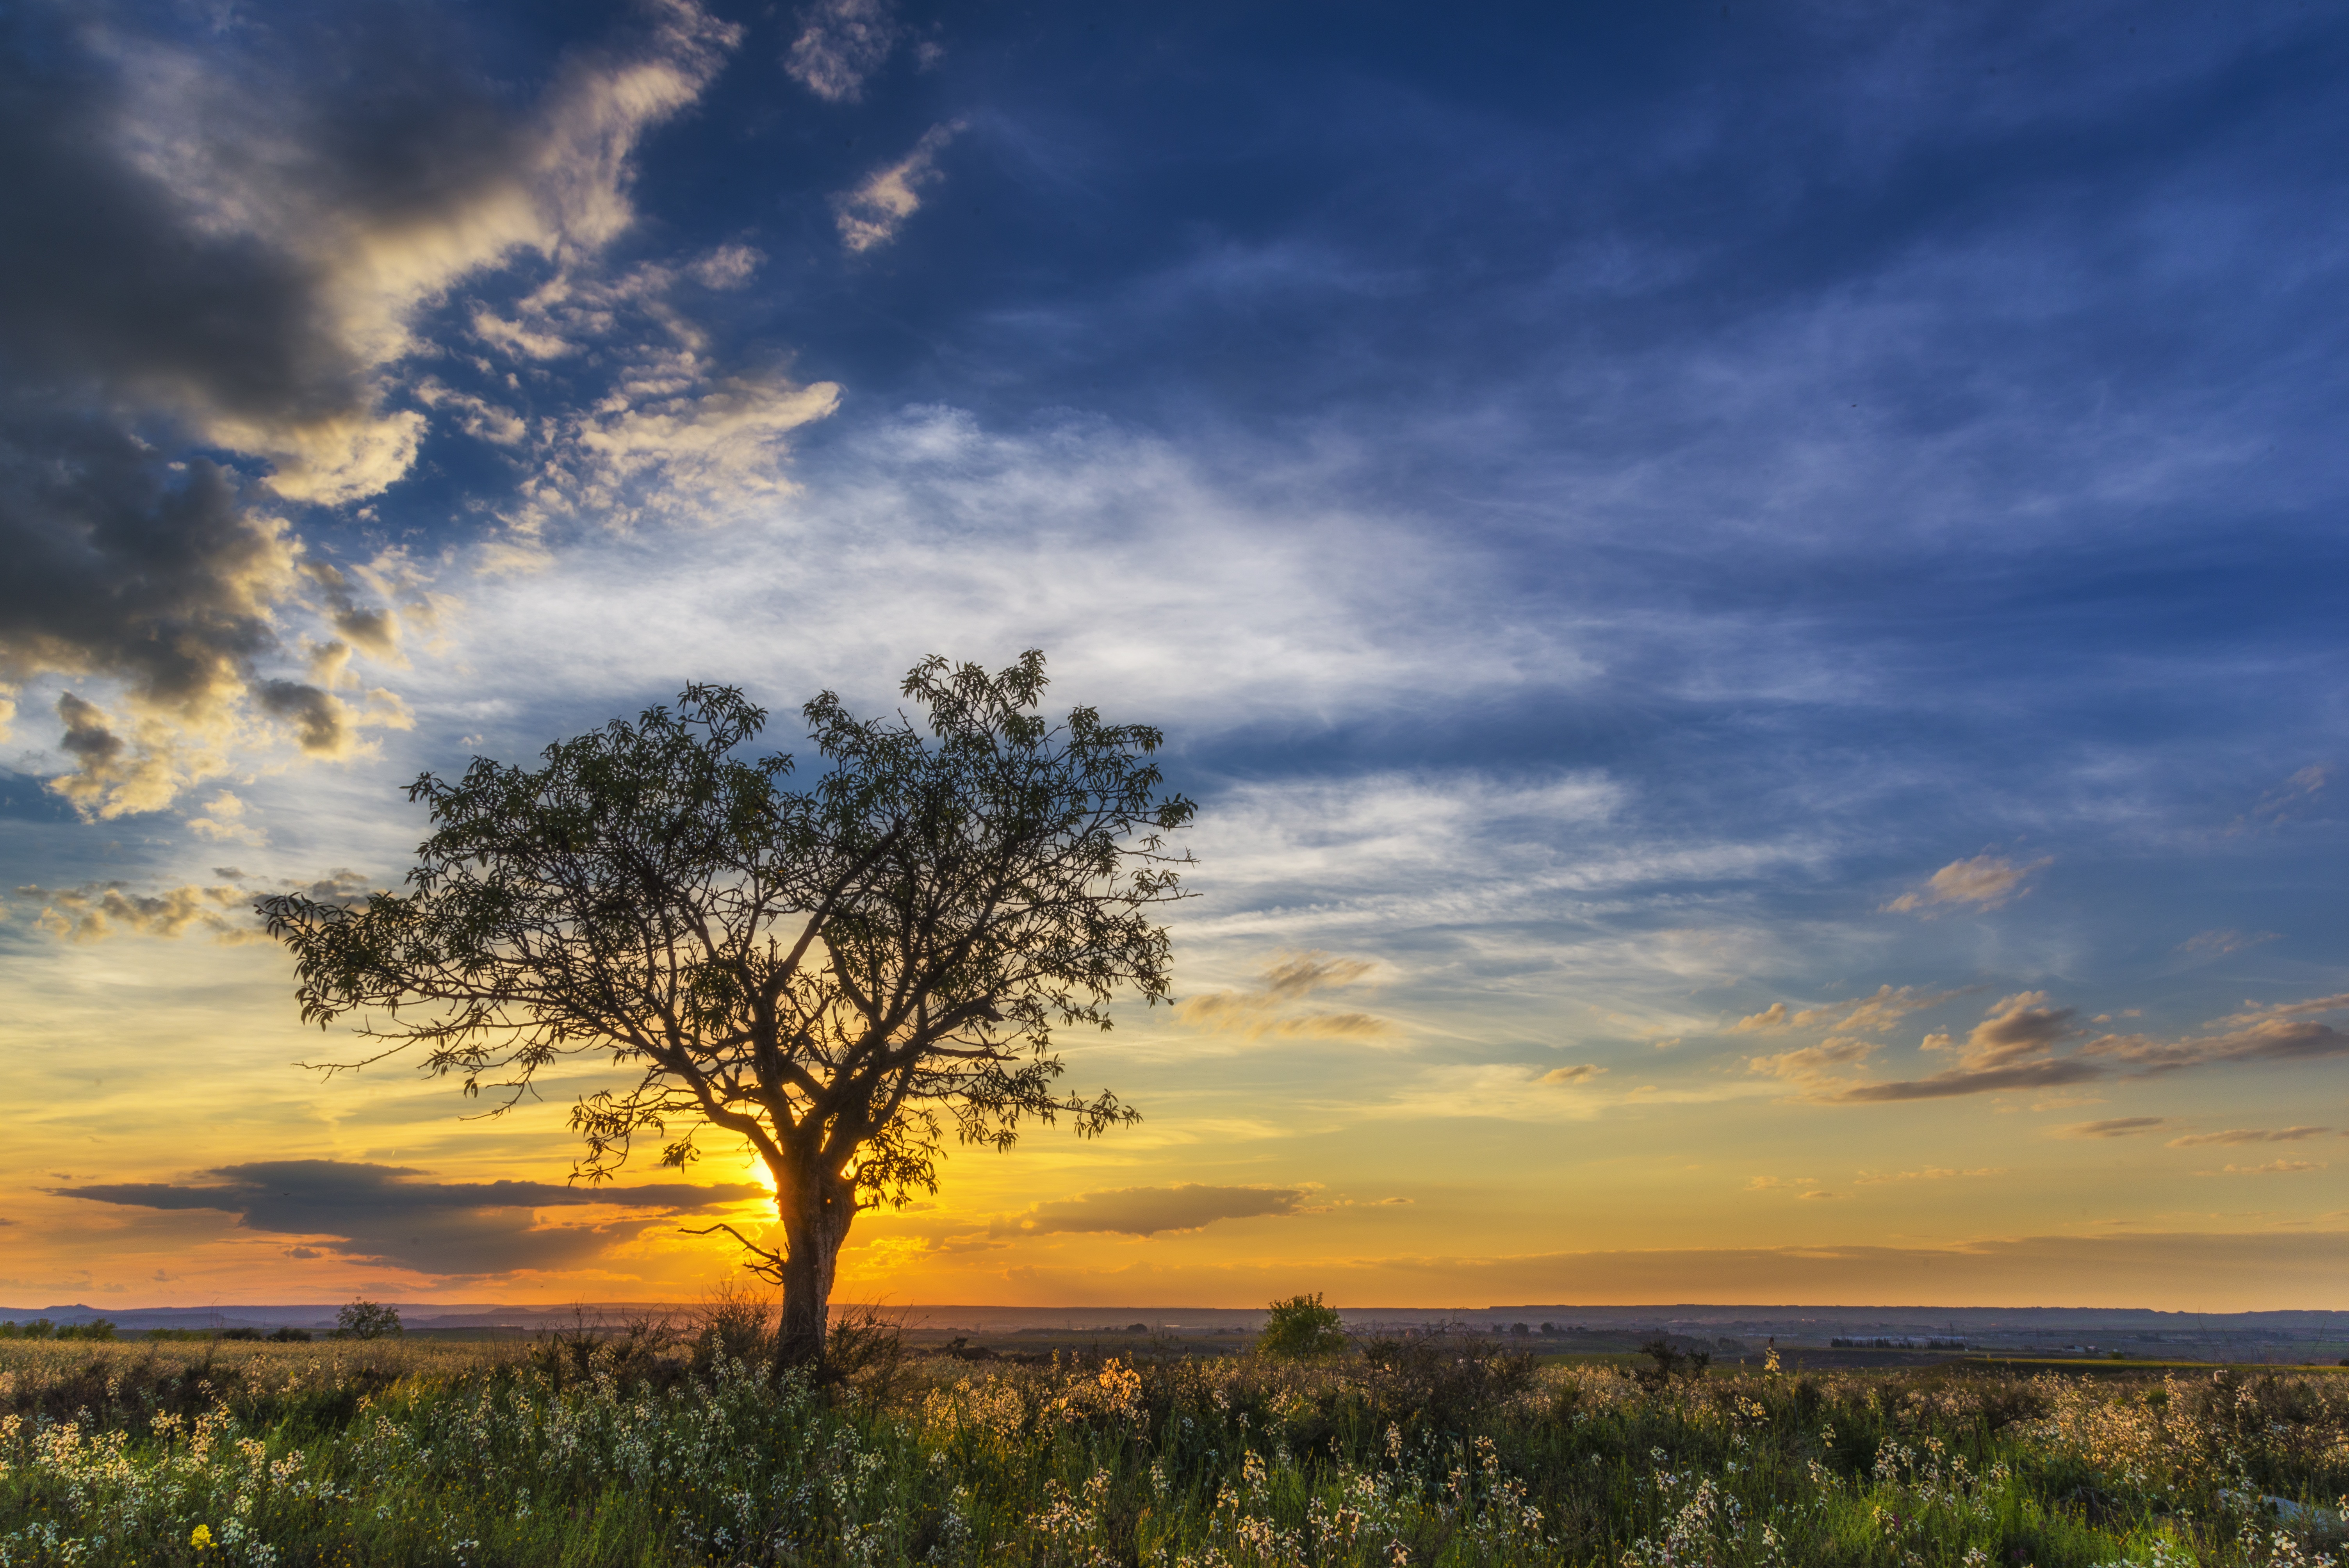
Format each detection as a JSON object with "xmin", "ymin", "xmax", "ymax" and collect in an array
[{"xmin": 5, "ymin": 1325, "xmax": 2348, "ymax": 1567}]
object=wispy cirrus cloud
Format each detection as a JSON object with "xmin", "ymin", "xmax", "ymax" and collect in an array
[
  {"xmin": 991, "ymin": 1184, "xmax": 1307, "ymax": 1238},
  {"xmin": 2233, "ymin": 764, "xmax": 2331, "ymax": 832},
  {"xmin": 1745, "ymin": 1176, "xmax": 1837, "ymax": 1199},
  {"xmin": 2060, "ymin": 1117, "xmax": 2170, "ymax": 1138},
  {"xmin": 1728, "ymin": 984, "xmax": 1966, "ymax": 1035},
  {"xmin": 1851, "ymin": 1167, "xmax": 2005, "ymax": 1184},
  {"xmin": 2176, "ymin": 929, "xmax": 2279, "ymax": 958},
  {"xmin": 2165, "ymin": 1126, "xmax": 2329, "ymax": 1147}
]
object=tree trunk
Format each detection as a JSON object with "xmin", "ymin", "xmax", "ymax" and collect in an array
[{"xmin": 773, "ymin": 1162, "xmax": 856, "ymax": 1370}]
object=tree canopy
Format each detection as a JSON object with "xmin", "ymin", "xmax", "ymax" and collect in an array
[{"xmin": 261, "ymin": 651, "xmax": 1194, "ymax": 1361}]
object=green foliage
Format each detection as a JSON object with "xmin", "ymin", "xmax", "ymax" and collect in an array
[
  {"xmin": 331, "ymin": 1299, "xmax": 402, "ymax": 1340},
  {"xmin": 1258, "ymin": 1292, "xmax": 1348, "ymax": 1360},
  {"xmin": 9, "ymin": 1338, "xmax": 2344, "ymax": 1566},
  {"xmin": 0, "ymin": 1321, "xmax": 54, "ymax": 1341}
]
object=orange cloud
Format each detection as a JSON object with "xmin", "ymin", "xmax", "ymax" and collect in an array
[{"xmin": 1881, "ymin": 854, "xmax": 2050, "ymax": 915}]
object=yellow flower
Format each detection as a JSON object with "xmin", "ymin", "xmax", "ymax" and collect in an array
[{"xmin": 191, "ymin": 1523, "xmax": 214, "ymax": 1549}]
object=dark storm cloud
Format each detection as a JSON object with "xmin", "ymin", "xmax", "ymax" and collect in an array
[
  {"xmin": 54, "ymin": 1160, "xmax": 763, "ymax": 1278},
  {"xmin": 0, "ymin": 416, "xmax": 287, "ymax": 742},
  {"xmin": 0, "ymin": 3, "xmax": 489, "ymax": 799},
  {"xmin": 0, "ymin": 0, "xmax": 738, "ymax": 809}
]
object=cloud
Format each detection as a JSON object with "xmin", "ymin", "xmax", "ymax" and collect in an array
[
  {"xmin": 784, "ymin": 0, "xmax": 901, "ymax": 102},
  {"xmin": 1822, "ymin": 989, "xmax": 2349, "ymax": 1103},
  {"xmin": 14, "ymin": 881, "xmax": 260, "ymax": 944},
  {"xmin": 2061, "ymin": 1117, "xmax": 2169, "ymax": 1138},
  {"xmin": 1745, "ymin": 1035, "xmax": 1876, "ymax": 1085},
  {"xmin": 2177, "ymin": 929, "xmax": 2279, "ymax": 957},
  {"xmin": 2235, "ymin": 764, "xmax": 2331, "ymax": 832},
  {"xmin": 1729, "ymin": 984, "xmax": 1966, "ymax": 1035},
  {"xmin": 992, "ymin": 1184, "xmax": 1306, "ymax": 1238},
  {"xmin": 1539, "ymin": 1064, "xmax": 1608, "ymax": 1085},
  {"xmin": 1177, "ymin": 952, "xmax": 1393, "ymax": 1041},
  {"xmin": 2213, "ymin": 1160, "xmax": 2324, "ymax": 1176},
  {"xmin": 1746, "ymin": 1176, "xmax": 1841, "ymax": 1197},
  {"xmin": 53, "ymin": 1160, "xmax": 762, "ymax": 1278},
  {"xmin": 2166, "ymin": 1127, "xmax": 2329, "ymax": 1147},
  {"xmin": 834, "ymin": 123, "xmax": 962, "ymax": 254},
  {"xmin": 1850, "ymin": 1167, "xmax": 2004, "ymax": 1183},
  {"xmin": 185, "ymin": 791, "xmax": 266, "ymax": 847},
  {"xmin": 1881, "ymin": 854, "xmax": 2050, "ymax": 914},
  {"xmin": 1822, "ymin": 992, "xmax": 2089, "ymax": 1101},
  {"xmin": 0, "ymin": 0, "xmax": 742, "ymax": 808},
  {"xmin": 2082, "ymin": 996, "xmax": 2349, "ymax": 1074}
]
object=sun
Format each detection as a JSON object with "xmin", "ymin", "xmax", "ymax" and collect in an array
[{"xmin": 744, "ymin": 1153, "xmax": 777, "ymax": 1196}]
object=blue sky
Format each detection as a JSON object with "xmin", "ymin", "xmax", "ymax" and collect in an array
[{"xmin": 3, "ymin": 0, "xmax": 2347, "ymax": 1309}]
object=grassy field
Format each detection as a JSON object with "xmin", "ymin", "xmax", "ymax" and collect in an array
[{"xmin": 4, "ymin": 1327, "xmax": 2346, "ymax": 1566}]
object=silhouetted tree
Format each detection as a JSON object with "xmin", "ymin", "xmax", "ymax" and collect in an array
[
  {"xmin": 263, "ymin": 652, "xmax": 1192, "ymax": 1365},
  {"xmin": 333, "ymin": 1299, "xmax": 402, "ymax": 1339}
]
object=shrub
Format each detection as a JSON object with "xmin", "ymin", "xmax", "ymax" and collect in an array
[
  {"xmin": 267, "ymin": 1326, "xmax": 313, "ymax": 1342},
  {"xmin": 1258, "ymin": 1292, "xmax": 1347, "ymax": 1360},
  {"xmin": 1635, "ymin": 1334, "xmax": 1711, "ymax": 1390},
  {"xmin": 691, "ymin": 1280, "xmax": 774, "ymax": 1380}
]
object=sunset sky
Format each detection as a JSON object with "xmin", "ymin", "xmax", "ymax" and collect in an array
[{"xmin": 4, "ymin": 0, "xmax": 2348, "ymax": 1313}]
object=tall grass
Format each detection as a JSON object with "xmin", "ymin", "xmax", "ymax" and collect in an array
[{"xmin": 4, "ymin": 1333, "xmax": 2345, "ymax": 1566}]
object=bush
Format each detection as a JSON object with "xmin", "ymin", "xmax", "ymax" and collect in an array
[
  {"xmin": 332, "ymin": 1299, "xmax": 403, "ymax": 1340},
  {"xmin": 1354, "ymin": 1328, "xmax": 1538, "ymax": 1431},
  {"xmin": 1635, "ymin": 1334, "xmax": 1711, "ymax": 1390},
  {"xmin": 1259, "ymin": 1292, "xmax": 1348, "ymax": 1360},
  {"xmin": 267, "ymin": 1326, "xmax": 313, "ymax": 1343}
]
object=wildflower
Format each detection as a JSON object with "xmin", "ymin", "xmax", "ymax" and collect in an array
[{"xmin": 191, "ymin": 1523, "xmax": 215, "ymax": 1549}]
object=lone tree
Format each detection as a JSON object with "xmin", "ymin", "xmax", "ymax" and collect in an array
[{"xmin": 261, "ymin": 652, "xmax": 1193, "ymax": 1364}]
